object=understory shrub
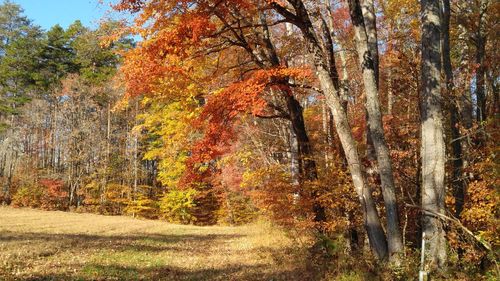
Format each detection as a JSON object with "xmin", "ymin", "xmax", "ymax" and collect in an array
[
  {"xmin": 159, "ymin": 188, "xmax": 197, "ymax": 224},
  {"xmin": 100, "ymin": 183, "xmax": 131, "ymax": 215},
  {"xmin": 11, "ymin": 184, "xmax": 44, "ymax": 208},
  {"xmin": 217, "ymin": 192, "xmax": 258, "ymax": 225},
  {"xmin": 11, "ymin": 178, "xmax": 68, "ymax": 210},
  {"xmin": 125, "ymin": 193, "xmax": 160, "ymax": 219}
]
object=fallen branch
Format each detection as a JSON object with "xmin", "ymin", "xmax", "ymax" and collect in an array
[{"xmin": 405, "ymin": 203, "xmax": 492, "ymax": 252}]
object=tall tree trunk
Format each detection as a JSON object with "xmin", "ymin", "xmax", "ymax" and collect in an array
[
  {"xmin": 323, "ymin": 0, "xmax": 349, "ymax": 108},
  {"xmin": 276, "ymin": 17, "xmax": 327, "ymax": 225},
  {"xmin": 5, "ymin": 149, "xmax": 17, "ymax": 204},
  {"xmin": 457, "ymin": 23, "xmax": 473, "ymax": 130},
  {"xmin": 322, "ymin": 102, "xmax": 331, "ymax": 165},
  {"xmin": 361, "ymin": 0, "xmax": 379, "ymax": 85},
  {"xmin": 457, "ymin": 23, "xmax": 473, "ymax": 190},
  {"xmin": 133, "ymin": 100, "xmax": 139, "ymax": 195},
  {"xmin": 420, "ymin": 0, "xmax": 447, "ymax": 269},
  {"xmin": 288, "ymin": 123, "xmax": 300, "ymax": 185},
  {"xmin": 475, "ymin": 37, "xmax": 486, "ymax": 123},
  {"xmin": 387, "ymin": 69, "xmax": 394, "ymax": 115},
  {"xmin": 487, "ymin": 70, "xmax": 499, "ymax": 118},
  {"xmin": 475, "ymin": 0, "xmax": 489, "ymax": 124},
  {"xmin": 441, "ymin": 0, "xmax": 465, "ymax": 218},
  {"xmin": 286, "ymin": 93, "xmax": 326, "ymax": 223},
  {"xmin": 101, "ymin": 102, "xmax": 112, "ymax": 202},
  {"xmin": 272, "ymin": 0, "xmax": 389, "ymax": 260},
  {"xmin": 347, "ymin": 0, "xmax": 403, "ymax": 261},
  {"xmin": 360, "ymin": 0, "xmax": 378, "ymax": 163}
]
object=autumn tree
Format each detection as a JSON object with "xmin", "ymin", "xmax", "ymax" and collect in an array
[
  {"xmin": 346, "ymin": 0, "xmax": 403, "ymax": 261},
  {"xmin": 269, "ymin": 0, "xmax": 389, "ymax": 259},
  {"xmin": 420, "ymin": 0, "xmax": 447, "ymax": 270},
  {"xmin": 113, "ymin": 0, "xmax": 331, "ymax": 226}
]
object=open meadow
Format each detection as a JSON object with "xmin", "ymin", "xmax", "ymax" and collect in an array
[{"xmin": 0, "ymin": 207, "xmax": 312, "ymax": 281}]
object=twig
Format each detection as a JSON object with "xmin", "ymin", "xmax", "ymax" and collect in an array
[{"xmin": 405, "ymin": 203, "xmax": 492, "ymax": 251}]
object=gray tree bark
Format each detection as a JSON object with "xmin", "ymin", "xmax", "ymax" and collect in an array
[
  {"xmin": 420, "ymin": 0, "xmax": 447, "ymax": 269},
  {"xmin": 360, "ymin": 0, "xmax": 378, "ymax": 162},
  {"xmin": 360, "ymin": 0, "xmax": 379, "ymax": 85},
  {"xmin": 272, "ymin": 0, "xmax": 389, "ymax": 260},
  {"xmin": 387, "ymin": 69, "xmax": 394, "ymax": 115},
  {"xmin": 323, "ymin": 0, "xmax": 349, "ymax": 109},
  {"xmin": 347, "ymin": 0, "xmax": 403, "ymax": 261},
  {"xmin": 279, "ymin": 16, "xmax": 327, "ymax": 224}
]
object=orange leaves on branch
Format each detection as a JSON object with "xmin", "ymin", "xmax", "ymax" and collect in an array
[
  {"xmin": 120, "ymin": 46, "xmax": 186, "ymax": 97},
  {"xmin": 140, "ymin": 12, "xmax": 215, "ymax": 54},
  {"xmin": 114, "ymin": 0, "xmax": 313, "ymax": 175},
  {"xmin": 188, "ymin": 66, "xmax": 312, "ymax": 167}
]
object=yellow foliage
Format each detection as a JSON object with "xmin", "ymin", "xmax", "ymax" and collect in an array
[{"xmin": 140, "ymin": 99, "xmax": 200, "ymax": 187}]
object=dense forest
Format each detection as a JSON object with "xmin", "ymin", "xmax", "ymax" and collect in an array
[{"xmin": 0, "ymin": 0, "xmax": 498, "ymax": 279}]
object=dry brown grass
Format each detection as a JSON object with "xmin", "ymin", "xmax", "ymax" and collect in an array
[{"xmin": 0, "ymin": 206, "xmax": 313, "ymax": 281}]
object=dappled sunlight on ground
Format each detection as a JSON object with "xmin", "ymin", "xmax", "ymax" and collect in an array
[{"xmin": 0, "ymin": 207, "xmax": 311, "ymax": 280}]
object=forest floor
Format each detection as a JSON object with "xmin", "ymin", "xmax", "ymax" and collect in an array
[{"xmin": 0, "ymin": 207, "xmax": 314, "ymax": 281}]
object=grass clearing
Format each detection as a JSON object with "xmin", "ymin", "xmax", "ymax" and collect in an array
[{"xmin": 0, "ymin": 207, "xmax": 313, "ymax": 280}]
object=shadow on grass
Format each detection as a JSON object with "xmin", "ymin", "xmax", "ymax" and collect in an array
[
  {"xmin": 0, "ymin": 231, "xmax": 243, "ymax": 243},
  {"xmin": 0, "ymin": 231, "xmax": 243, "ymax": 253},
  {"xmin": 22, "ymin": 263, "xmax": 311, "ymax": 281},
  {"xmin": 0, "ymin": 230, "xmax": 313, "ymax": 281}
]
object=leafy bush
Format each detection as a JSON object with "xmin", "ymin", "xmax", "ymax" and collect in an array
[
  {"xmin": 11, "ymin": 184, "xmax": 44, "ymax": 208},
  {"xmin": 101, "ymin": 183, "xmax": 131, "ymax": 215},
  {"xmin": 125, "ymin": 192, "xmax": 160, "ymax": 219},
  {"xmin": 218, "ymin": 192, "xmax": 258, "ymax": 225},
  {"xmin": 79, "ymin": 180, "xmax": 101, "ymax": 208},
  {"xmin": 159, "ymin": 188, "xmax": 197, "ymax": 224},
  {"xmin": 191, "ymin": 188, "xmax": 221, "ymax": 225},
  {"xmin": 39, "ymin": 179, "xmax": 68, "ymax": 210},
  {"xmin": 11, "ymin": 178, "xmax": 68, "ymax": 210}
]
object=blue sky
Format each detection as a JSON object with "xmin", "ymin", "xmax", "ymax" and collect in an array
[{"xmin": 11, "ymin": 0, "xmax": 119, "ymax": 30}]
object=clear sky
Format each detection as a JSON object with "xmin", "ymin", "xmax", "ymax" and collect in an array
[{"xmin": 10, "ymin": 0, "xmax": 118, "ymax": 30}]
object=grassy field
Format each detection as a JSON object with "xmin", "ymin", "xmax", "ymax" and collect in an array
[{"xmin": 0, "ymin": 207, "xmax": 313, "ymax": 281}]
